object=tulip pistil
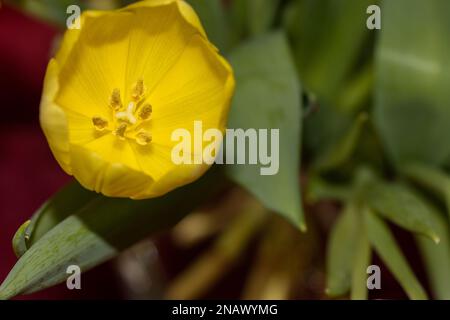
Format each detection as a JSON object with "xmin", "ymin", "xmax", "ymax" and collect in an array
[{"xmin": 115, "ymin": 102, "xmax": 137, "ymax": 124}]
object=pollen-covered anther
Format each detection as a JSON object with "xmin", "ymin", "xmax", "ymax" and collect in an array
[
  {"xmin": 136, "ymin": 130, "xmax": 152, "ymax": 146},
  {"xmin": 92, "ymin": 116, "xmax": 108, "ymax": 131},
  {"xmin": 114, "ymin": 123, "xmax": 128, "ymax": 140},
  {"xmin": 138, "ymin": 104, "xmax": 152, "ymax": 120},
  {"xmin": 131, "ymin": 79, "xmax": 145, "ymax": 101},
  {"xmin": 110, "ymin": 88, "xmax": 122, "ymax": 110}
]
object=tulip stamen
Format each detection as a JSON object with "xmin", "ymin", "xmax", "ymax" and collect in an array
[
  {"xmin": 92, "ymin": 116, "xmax": 109, "ymax": 131},
  {"xmin": 138, "ymin": 104, "xmax": 152, "ymax": 120},
  {"xmin": 131, "ymin": 79, "xmax": 145, "ymax": 101},
  {"xmin": 114, "ymin": 123, "xmax": 128, "ymax": 140},
  {"xmin": 136, "ymin": 130, "xmax": 152, "ymax": 146},
  {"xmin": 104, "ymin": 80, "xmax": 153, "ymax": 144},
  {"xmin": 110, "ymin": 88, "xmax": 122, "ymax": 110}
]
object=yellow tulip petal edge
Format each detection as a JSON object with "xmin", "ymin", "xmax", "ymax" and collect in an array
[{"xmin": 40, "ymin": 0, "xmax": 235, "ymax": 199}]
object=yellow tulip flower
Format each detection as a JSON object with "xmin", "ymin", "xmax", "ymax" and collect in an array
[{"xmin": 40, "ymin": 0, "xmax": 235, "ymax": 199}]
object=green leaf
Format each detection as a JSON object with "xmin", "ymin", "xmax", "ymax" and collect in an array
[
  {"xmin": 228, "ymin": 0, "xmax": 247, "ymax": 47},
  {"xmin": 11, "ymin": 181, "xmax": 97, "ymax": 258},
  {"xmin": 403, "ymin": 163, "xmax": 450, "ymax": 221},
  {"xmin": 285, "ymin": 0, "xmax": 375, "ymax": 161},
  {"xmin": 226, "ymin": 32, "xmax": 304, "ymax": 230},
  {"xmin": 285, "ymin": 0, "xmax": 374, "ymax": 104},
  {"xmin": 350, "ymin": 222, "xmax": 371, "ymax": 300},
  {"xmin": 365, "ymin": 181, "xmax": 441, "ymax": 243},
  {"xmin": 306, "ymin": 176, "xmax": 351, "ymax": 203},
  {"xmin": 28, "ymin": 181, "xmax": 98, "ymax": 247},
  {"xmin": 313, "ymin": 112, "xmax": 368, "ymax": 172},
  {"xmin": 229, "ymin": 0, "xmax": 280, "ymax": 42},
  {"xmin": 415, "ymin": 208, "xmax": 450, "ymax": 299},
  {"xmin": 303, "ymin": 102, "xmax": 353, "ymax": 158},
  {"xmin": 187, "ymin": 0, "xmax": 231, "ymax": 52},
  {"xmin": 12, "ymin": 220, "xmax": 30, "ymax": 259},
  {"xmin": 365, "ymin": 210, "xmax": 428, "ymax": 300},
  {"xmin": 337, "ymin": 63, "xmax": 374, "ymax": 114},
  {"xmin": 374, "ymin": 0, "xmax": 450, "ymax": 166},
  {"xmin": 326, "ymin": 203, "xmax": 361, "ymax": 297},
  {"xmin": 0, "ymin": 170, "xmax": 223, "ymax": 300},
  {"xmin": 246, "ymin": 0, "xmax": 280, "ymax": 36}
]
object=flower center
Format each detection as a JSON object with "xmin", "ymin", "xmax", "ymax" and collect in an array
[{"xmin": 92, "ymin": 79, "xmax": 153, "ymax": 145}]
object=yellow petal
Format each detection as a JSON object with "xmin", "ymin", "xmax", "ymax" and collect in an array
[
  {"xmin": 148, "ymin": 163, "xmax": 210, "ymax": 197},
  {"xmin": 70, "ymin": 143, "xmax": 154, "ymax": 198},
  {"xmin": 129, "ymin": 143, "xmax": 177, "ymax": 181},
  {"xmin": 54, "ymin": 11, "xmax": 100, "ymax": 66},
  {"xmin": 149, "ymin": 34, "xmax": 235, "ymax": 146},
  {"xmin": 64, "ymin": 111, "xmax": 105, "ymax": 146},
  {"xmin": 39, "ymin": 59, "xmax": 72, "ymax": 174},
  {"xmin": 120, "ymin": 2, "xmax": 200, "ymax": 96},
  {"xmin": 55, "ymin": 11, "xmax": 132, "ymax": 118},
  {"xmin": 124, "ymin": 0, "xmax": 207, "ymax": 38}
]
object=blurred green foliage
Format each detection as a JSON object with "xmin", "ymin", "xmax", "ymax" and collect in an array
[
  {"xmin": 227, "ymin": 31, "xmax": 304, "ymax": 230},
  {"xmin": 375, "ymin": 0, "xmax": 450, "ymax": 167}
]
